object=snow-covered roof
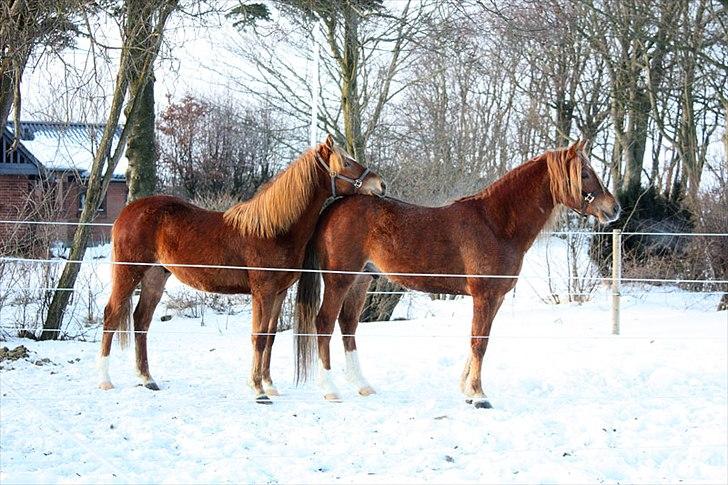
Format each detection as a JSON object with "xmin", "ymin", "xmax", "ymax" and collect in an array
[{"xmin": 6, "ymin": 121, "xmax": 127, "ymax": 179}]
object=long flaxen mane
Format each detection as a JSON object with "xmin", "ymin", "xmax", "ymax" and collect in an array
[
  {"xmin": 545, "ymin": 147, "xmax": 583, "ymax": 208},
  {"xmin": 223, "ymin": 146, "xmax": 343, "ymax": 238}
]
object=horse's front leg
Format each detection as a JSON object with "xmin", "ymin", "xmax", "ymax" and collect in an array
[
  {"xmin": 261, "ymin": 291, "xmax": 286, "ymax": 397},
  {"xmin": 462, "ymin": 294, "xmax": 504, "ymax": 409},
  {"xmin": 339, "ymin": 275, "xmax": 376, "ymax": 396},
  {"xmin": 250, "ymin": 292, "xmax": 276, "ymax": 403}
]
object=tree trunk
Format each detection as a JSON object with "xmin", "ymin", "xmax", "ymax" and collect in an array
[
  {"xmin": 555, "ymin": 95, "xmax": 574, "ymax": 146},
  {"xmin": 0, "ymin": 63, "xmax": 16, "ymax": 131},
  {"xmin": 40, "ymin": 61, "xmax": 133, "ymax": 340},
  {"xmin": 360, "ymin": 277, "xmax": 403, "ymax": 323},
  {"xmin": 339, "ymin": 4, "xmax": 366, "ymax": 162},
  {"xmin": 721, "ymin": 95, "xmax": 728, "ymax": 162},
  {"xmin": 0, "ymin": 50, "xmax": 30, "ymax": 133},
  {"xmin": 718, "ymin": 293, "xmax": 728, "ymax": 312},
  {"xmin": 621, "ymin": 88, "xmax": 649, "ymax": 196},
  {"xmin": 125, "ymin": 70, "xmax": 157, "ymax": 201},
  {"xmin": 41, "ymin": 0, "xmax": 175, "ymax": 339}
]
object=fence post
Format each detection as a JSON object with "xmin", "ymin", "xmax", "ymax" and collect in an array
[{"xmin": 611, "ymin": 229, "xmax": 621, "ymax": 335}]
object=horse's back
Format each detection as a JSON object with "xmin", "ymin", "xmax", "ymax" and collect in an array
[
  {"xmin": 316, "ymin": 195, "xmax": 481, "ymax": 294},
  {"xmin": 112, "ymin": 195, "xmax": 221, "ymax": 260}
]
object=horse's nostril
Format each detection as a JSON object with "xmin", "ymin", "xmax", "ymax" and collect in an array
[{"xmin": 381, "ymin": 181, "xmax": 387, "ymax": 194}]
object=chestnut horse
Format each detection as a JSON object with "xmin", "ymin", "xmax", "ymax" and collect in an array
[
  {"xmin": 295, "ymin": 140, "xmax": 620, "ymax": 408},
  {"xmin": 98, "ymin": 135, "xmax": 385, "ymax": 402}
]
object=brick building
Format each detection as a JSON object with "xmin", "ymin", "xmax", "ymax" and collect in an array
[{"xmin": 1, "ymin": 121, "xmax": 128, "ymax": 249}]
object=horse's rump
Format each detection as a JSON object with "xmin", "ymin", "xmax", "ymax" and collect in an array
[{"xmin": 112, "ymin": 195, "xmax": 252, "ymax": 294}]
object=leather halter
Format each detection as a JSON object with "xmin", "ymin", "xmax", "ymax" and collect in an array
[
  {"xmin": 315, "ymin": 152, "xmax": 370, "ymax": 198},
  {"xmin": 572, "ymin": 191, "xmax": 596, "ymax": 218},
  {"xmin": 570, "ymin": 152, "xmax": 601, "ymax": 218}
]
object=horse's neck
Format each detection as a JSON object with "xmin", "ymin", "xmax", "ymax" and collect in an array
[
  {"xmin": 287, "ymin": 186, "xmax": 330, "ymax": 246},
  {"xmin": 468, "ymin": 158, "xmax": 555, "ymax": 250}
]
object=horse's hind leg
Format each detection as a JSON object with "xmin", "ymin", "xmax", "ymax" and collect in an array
[
  {"xmin": 261, "ymin": 291, "xmax": 286, "ymax": 397},
  {"xmin": 133, "ymin": 266, "xmax": 170, "ymax": 390},
  {"xmin": 316, "ymin": 274, "xmax": 357, "ymax": 401},
  {"xmin": 99, "ymin": 264, "xmax": 145, "ymax": 390},
  {"xmin": 339, "ymin": 274, "xmax": 376, "ymax": 396}
]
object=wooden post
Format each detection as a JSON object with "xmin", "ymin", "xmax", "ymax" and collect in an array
[{"xmin": 612, "ymin": 229, "xmax": 622, "ymax": 335}]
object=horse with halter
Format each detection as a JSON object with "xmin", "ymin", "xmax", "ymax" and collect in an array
[
  {"xmin": 295, "ymin": 139, "xmax": 620, "ymax": 408},
  {"xmin": 98, "ymin": 134, "xmax": 385, "ymax": 402}
]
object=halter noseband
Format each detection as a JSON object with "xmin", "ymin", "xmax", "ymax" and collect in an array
[{"xmin": 315, "ymin": 152, "xmax": 370, "ymax": 198}]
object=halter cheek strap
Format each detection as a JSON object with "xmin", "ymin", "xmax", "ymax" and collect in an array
[
  {"xmin": 571, "ymin": 152, "xmax": 601, "ymax": 218},
  {"xmin": 315, "ymin": 153, "xmax": 370, "ymax": 198},
  {"xmin": 573, "ymin": 192, "xmax": 596, "ymax": 217}
]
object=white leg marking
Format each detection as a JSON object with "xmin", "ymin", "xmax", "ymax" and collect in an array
[
  {"xmin": 344, "ymin": 351, "xmax": 375, "ymax": 396},
  {"xmin": 263, "ymin": 379, "xmax": 279, "ymax": 396},
  {"xmin": 317, "ymin": 359, "xmax": 341, "ymax": 401},
  {"xmin": 98, "ymin": 355, "xmax": 114, "ymax": 390}
]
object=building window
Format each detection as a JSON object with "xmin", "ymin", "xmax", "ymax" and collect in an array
[{"xmin": 79, "ymin": 190, "xmax": 106, "ymax": 213}]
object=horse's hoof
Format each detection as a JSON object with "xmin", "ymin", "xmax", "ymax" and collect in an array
[
  {"xmin": 324, "ymin": 393, "xmax": 342, "ymax": 402},
  {"xmin": 358, "ymin": 386, "xmax": 376, "ymax": 396},
  {"xmin": 144, "ymin": 382, "xmax": 160, "ymax": 391},
  {"xmin": 466, "ymin": 399, "xmax": 493, "ymax": 409},
  {"xmin": 98, "ymin": 381, "xmax": 114, "ymax": 390},
  {"xmin": 256, "ymin": 395, "xmax": 273, "ymax": 405}
]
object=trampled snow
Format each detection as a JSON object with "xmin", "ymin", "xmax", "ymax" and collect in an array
[{"xmin": 1, "ymin": 237, "xmax": 726, "ymax": 484}]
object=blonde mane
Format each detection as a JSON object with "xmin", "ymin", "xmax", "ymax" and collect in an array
[
  {"xmin": 545, "ymin": 148, "xmax": 582, "ymax": 207},
  {"xmin": 223, "ymin": 146, "xmax": 344, "ymax": 238}
]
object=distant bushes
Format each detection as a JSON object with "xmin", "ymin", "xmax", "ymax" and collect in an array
[{"xmin": 590, "ymin": 185, "xmax": 727, "ymax": 293}]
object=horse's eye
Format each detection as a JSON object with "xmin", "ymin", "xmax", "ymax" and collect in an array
[
  {"xmin": 581, "ymin": 172, "xmax": 589, "ymax": 180},
  {"xmin": 345, "ymin": 161, "xmax": 352, "ymax": 168}
]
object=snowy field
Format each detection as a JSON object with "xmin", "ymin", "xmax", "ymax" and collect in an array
[{"xmin": 1, "ymin": 237, "xmax": 726, "ymax": 484}]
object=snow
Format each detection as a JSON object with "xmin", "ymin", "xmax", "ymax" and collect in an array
[{"xmin": 1, "ymin": 237, "xmax": 726, "ymax": 484}]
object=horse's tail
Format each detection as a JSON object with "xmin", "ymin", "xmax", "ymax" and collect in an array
[
  {"xmin": 294, "ymin": 238, "xmax": 321, "ymax": 384},
  {"xmin": 107, "ymin": 239, "xmax": 134, "ymax": 350},
  {"xmin": 114, "ymin": 296, "xmax": 133, "ymax": 350}
]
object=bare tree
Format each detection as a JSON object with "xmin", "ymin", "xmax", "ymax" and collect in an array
[
  {"xmin": 156, "ymin": 94, "xmax": 288, "ymax": 200},
  {"xmin": 41, "ymin": 0, "xmax": 178, "ymax": 340},
  {"xmin": 0, "ymin": 0, "xmax": 89, "ymax": 132}
]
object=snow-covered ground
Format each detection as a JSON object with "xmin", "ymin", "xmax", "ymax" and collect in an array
[{"xmin": 1, "ymin": 237, "xmax": 726, "ymax": 484}]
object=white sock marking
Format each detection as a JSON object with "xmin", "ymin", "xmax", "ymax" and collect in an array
[
  {"xmin": 344, "ymin": 350, "xmax": 371, "ymax": 390},
  {"xmin": 98, "ymin": 355, "xmax": 111, "ymax": 385},
  {"xmin": 317, "ymin": 359, "xmax": 340, "ymax": 397}
]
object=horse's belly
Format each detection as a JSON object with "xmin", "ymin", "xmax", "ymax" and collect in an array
[
  {"xmin": 167, "ymin": 267, "xmax": 251, "ymax": 294},
  {"xmin": 389, "ymin": 274, "xmax": 469, "ymax": 296}
]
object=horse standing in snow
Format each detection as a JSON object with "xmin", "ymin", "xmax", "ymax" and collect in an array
[
  {"xmin": 98, "ymin": 135, "xmax": 385, "ymax": 402},
  {"xmin": 295, "ymin": 139, "xmax": 620, "ymax": 408}
]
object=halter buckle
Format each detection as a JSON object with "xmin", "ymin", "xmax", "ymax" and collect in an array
[
  {"xmin": 584, "ymin": 192, "xmax": 595, "ymax": 204},
  {"xmin": 353, "ymin": 179, "xmax": 363, "ymax": 189}
]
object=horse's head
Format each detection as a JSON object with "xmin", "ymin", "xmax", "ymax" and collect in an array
[
  {"xmin": 548, "ymin": 139, "xmax": 620, "ymax": 224},
  {"xmin": 315, "ymin": 134, "xmax": 386, "ymax": 197}
]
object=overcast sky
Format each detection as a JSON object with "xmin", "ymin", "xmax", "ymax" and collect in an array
[{"xmin": 19, "ymin": 5, "xmax": 308, "ymax": 123}]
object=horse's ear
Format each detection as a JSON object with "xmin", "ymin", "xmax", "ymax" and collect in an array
[
  {"xmin": 568, "ymin": 138, "xmax": 580, "ymax": 152},
  {"xmin": 578, "ymin": 138, "xmax": 589, "ymax": 151},
  {"xmin": 324, "ymin": 133, "xmax": 334, "ymax": 149}
]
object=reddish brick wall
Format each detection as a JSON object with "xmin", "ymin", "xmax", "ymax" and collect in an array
[
  {"xmin": 1, "ymin": 172, "xmax": 129, "ymax": 248},
  {"xmin": 87, "ymin": 181, "xmax": 128, "ymax": 245},
  {"xmin": 0, "ymin": 174, "xmax": 31, "ymax": 248},
  {"xmin": 58, "ymin": 178, "xmax": 128, "ymax": 245}
]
